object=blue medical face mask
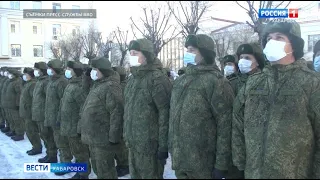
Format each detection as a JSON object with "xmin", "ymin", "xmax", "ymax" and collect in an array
[
  {"xmin": 47, "ymin": 69, "xmax": 54, "ymax": 76},
  {"xmin": 314, "ymin": 56, "xmax": 320, "ymax": 72},
  {"xmin": 65, "ymin": 70, "xmax": 72, "ymax": 79},
  {"xmin": 183, "ymin": 52, "xmax": 196, "ymax": 65}
]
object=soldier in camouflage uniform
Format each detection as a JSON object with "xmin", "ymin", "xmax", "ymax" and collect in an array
[
  {"xmin": 60, "ymin": 61, "xmax": 91, "ymax": 179},
  {"xmin": 1, "ymin": 68, "xmax": 12, "ymax": 133},
  {"xmin": 112, "ymin": 66, "xmax": 130, "ymax": 177},
  {"xmin": 20, "ymin": 68, "xmax": 42, "ymax": 155},
  {"xmin": 45, "ymin": 59, "xmax": 72, "ymax": 175},
  {"xmin": 0, "ymin": 68, "xmax": 6, "ymax": 129},
  {"xmin": 32, "ymin": 62, "xmax": 58, "ymax": 163},
  {"xmin": 312, "ymin": 40, "xmax": 320, "ymax": 72},
  {"xmin": 0, "ymin": 67, "xmax": 8, "ymax": 130},
  {"xmin": 232, "ymin": 21, "xmax": 320, "ymax": 179},
  {"xmin": 124, "ymin": 38, "xmax": 172, "ymax": 179},
  {"xmin": 169, "ymin": 34, "xmax": 234, "ymax": 179},
  {"xmin": 80, "ymin": 57, "xmax": 124, "ymax": 179},
  {"xmin": 5, "ymin": 68, "xmax": 24, "ymax": 141}
]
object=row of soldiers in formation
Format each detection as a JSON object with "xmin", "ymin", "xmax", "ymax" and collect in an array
[{"xmin": 1, "ymin": 19, "xmax": 320, "ymax": 179}]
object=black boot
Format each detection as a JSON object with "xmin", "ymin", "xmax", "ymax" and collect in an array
[
  {"xmin": 116, "ymin": 165, "xmax": 129, "ymax": 177},
  {"xmin": 0, "ymin": 124, "xmax": 5, "ymax": 129},
  {"xmin": 38, "ymin": 155, "xmax": 49, "ymax": 163},
  {"xmin": 6, "ymin": 131, "xmax": 16, "ymax": 137},
  {"xmin": 11, "ymin": 135, "xmax": 24, "ymax": 141},
  {"xmin": 27, "ymin": 148, "xmax": 42, "ymax": 155},
  {"xmin": 43, "ymin": 156, "xmax": 57, "ymax": 163},
  {"xmin": 1, "ymin": 127, "xmax": 10, "ymax": 133},
  {"xmin": 55, "ymin": 172, "xmax": 70, "ymax": 176}
]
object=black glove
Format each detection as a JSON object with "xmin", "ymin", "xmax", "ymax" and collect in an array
[
  {"xmin": 157, "ymin": 151, "xmax": 168, "ymax": 160},
  {"xmin": 213, "ymin": 169, "xmax": 228, "ymax": 179},
  {"xmin": 85, "ymin": 68, "xmax": 92, "ymax": 76}
]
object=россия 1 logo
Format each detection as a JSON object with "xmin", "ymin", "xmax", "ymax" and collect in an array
[{"xmin": 259, "ymin": 9, "xmax": 299, "ymax": 18}]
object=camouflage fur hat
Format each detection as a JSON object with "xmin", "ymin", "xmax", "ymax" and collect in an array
[
  {"xmin": 67, "ymin": 61, "xmax": 83, "ymax": 70},
  {"xmin": 129, "ymin": 38, "xmax": 155, "ymax": 63},
  {"xmin": 34, "ymin": 62, "xmax": 47, "ymax": 70},
  {"xmin": 261, "ymin": 21, "xmax": 304, "ymax": 48},
  {"xmin": 8, "ymin": 68, "xmax": 21, "ymax": 77},
  {"xmin": 47, "ymin": 59, "xmax": 63, "ymax": 69},
  {"xmin": 185, "ymin": 34, "xmax": 216, "ymax": 64},
  {"xmin": 91, "ymin": 57, "xmax": 112, "ymax": 70},
  {"xmin": 112, "ymin": 67, "xmax": 126, "ymax": 76},
  {"xmin": 237, "ymin": 43, "xmax": 265, "ymax": 69},
  {"xmin": 313, "ymin": 40, "xmax": 320, "ymax": 61},
  {"xmin": 23, "ymin": 67, "xmax": 35, "ymax": 78},
  {"xmin": 223, "ymin": 55, "xmax": 237, "ymax": 65}
]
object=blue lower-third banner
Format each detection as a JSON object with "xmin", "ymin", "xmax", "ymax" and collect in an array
[{"xmin": 24, "ymin": 163, "xmax": 88, "ymax": 173}]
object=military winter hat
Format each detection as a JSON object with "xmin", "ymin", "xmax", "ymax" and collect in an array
[
  {"xmin": 223, "ymin": 55, "xmax": 236, "ymax": 65},
  {"xmin": 67, "ymin": 61, "xmax": 84, "ymax": 70},
  {"xmin": 237, "ymin": 43, "xmax": 265, "ymax": 69},
  {"xmin": 261, "ymin": 21, "xmax": 304, "ymax": 48},
  {"xmin": 23, "ymin": 67, "xmax": 35, "ymax": 78},
  {"xmin": 185, "ymin": 34, "xmax": 215, "ymax": 52},
  {"xmin": 8, "ymin": 68, "xmax": 21, "ymax": 77},
  {"xmin": 112, "ymin": 67, "xmax": 126, "ymax": 76},
  {"xmin": 34, "ymin": 62, "xmax": 47, "ymax": 70},
  {"xmin": 129, "ymin": 38, "xmax": 155, "ymax": 63},
  {"xmin": 91, "ymin": 57, "xmax": 112, "ymax": 70},
  {"xmin": 47, "ymin": 59, "xmax": 63, "ymax": 69}
]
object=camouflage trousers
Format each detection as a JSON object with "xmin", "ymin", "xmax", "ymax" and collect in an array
[
  {"xmin": 52, "ymin": 127, "xmax": 72, "ymax": 163},
  {"xmin": 68, "ymin": 135, "xmax": 91, "ymax": 176},
  {"xmin": 114, "ymin": 139, "xmax": 129, "ymax": 167},
  {"xmin": 0, "ymin": 107, "xmax": 5, "ymax": 125},
  {"xmin": 4, "ymin": 109, "xmax": 14, "ymax": 131},
  {"xmin": 37, "ymin": 121, "xmax": 57, "ymax": 158},
  {"xmin": 25, "ymin": 118, "xmax": 42, "ymax": 150},
  {"xmin": 175, "ymin": 169, "xmax": 212, "ymax": 179},
  {"xmin": 128, "ymin": 149, "xmax": 164, "ymax": 179},
  {"xmin": 89, "ymin": 144, "xmax": 117, "ymax": 179},
  {"xmin": 1, "ymin": 108, "xmax": 8, "ymax": 127},
  {"xmin": 8, "ymin": 109, "xmax": 24, "ymax": 136}
]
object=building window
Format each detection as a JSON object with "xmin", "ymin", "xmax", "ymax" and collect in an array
[
  {"xmin": 72, "ymin": 5, "xmax": 80, "ymax": 13},
  {"xmin": 10, "ymin": 21, "xmax": 20, "ymax": 33},
  {"xmin": 72, "ymin": 26, "xmax": 80, "ymax": 36},
  {"xmin": 33, "ymin": 1, "xmax": 42, "ymax": 9},
  {"xmin": 52, "ymin": 24, "xmax": 61, "ymax": 36},
  {"xmin": 33, "ymin": 45, "xmax": 43, "ymax": 57},
  {"xmin": 52, "ymin": 3, "xmax": 61, "ymax": 13},
  {"xmin": 308, "ymin": 34, "xmax": 320, "ymax": 52},
  {"xmin": 11, "ymin": 44, "xmax": 21, "ymax": 57},
  {"xmin": 33, "ymin": 23, "xmax": 42, "ymax": 35},
  {"xmin": 10, "ymin": 1, "xmax": 20, "ymax": 10}
]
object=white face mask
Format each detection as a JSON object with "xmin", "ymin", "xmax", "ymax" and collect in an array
[
  {"xmin": 34, "ymin": 70, "xmax": 40, "ymax": 77},
  {"xmin": 65, "ymin": 70, "xmax": 72, "ymax": 79},
  {"xmin": 4, "ymin": 72, "xmax": 8, "ymax": 77},
  {"xmin": 47, "ymin": 69, "xmax": 54, "ymax": 76},
  {"xmin": 90, "ymin": 69, "xmax": 98, "ymax": 81},
  {"xmin": 238, "ymin": 59, "xmax": 253, "ymax": 74},
  {"xmin": 224, "ymin": 65, "xmax": 235, "ymax": 76},
  {"xmin": 263, "ymin": 39, "xmax": 291, "ymax": 62},
  {"xmin": 22, "ymin": 74, "xmax": 28, "ymax": 82},
  {"xmin": 8, "ymin": 74, "xmax": 13, "ymax": 79},
  {"xmin": 0, "ymin": 71, "xmax": 3, "ymax": 76},
  {"xmin": 129, "ymin": 56, "xmax": 141, "ymax": 67},
  {"xmin": 183, "ymin": 52, "xmax": 197, "ymax": 65}
]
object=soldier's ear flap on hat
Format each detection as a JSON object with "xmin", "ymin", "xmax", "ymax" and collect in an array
[{"xmin": 185, "ymin": 35, "xmax": 198, "ymax": 49}]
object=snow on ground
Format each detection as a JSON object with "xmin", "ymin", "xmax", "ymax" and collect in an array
[{"xmin": 0, "ymin": 132, "xmax": 176, "ymax": 179}]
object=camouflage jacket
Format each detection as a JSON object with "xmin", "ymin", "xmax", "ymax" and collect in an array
[
  {"xmin": 0, "ymin": 77, "xmax": 7, "ymax": 108},
  {"xmin": 19, "ymin": 79, "xmax": 36, "ymax": 119},
  {"xmin": 124, "ymin": 61, "xmax": 172, "ymax": 154},
  {"xmin": 60, "ymin": 76, "xmax": 87, "ymax": 137},
  {"xmin": 232, "ymin": 59, "xmax": 320, "ymax": 178},
  {"xmin": 227, "ymin": 73, "xmax": 248, "ymax": 96},
  {"xmin": 32, "ymin": 76, "xmax": 49, "ymax": 122},
  {"xmin": 3, "ymin": 78, "xmax": 22, "ymax": 109},
  {"xmin": 44, "ymin": 75, "xmax": 68, "ymax": 127},
  {"xmin": 82, "ymin": 75, "xmax": 92, "ymax": 95},
  {"xmin": 80, "ymin": 72, "xmax": 124, "ymax": 146},
  {"xmin": 1, "ymin": 78, "xmax": 11, "ymax": 108},
  {"xmin": 169, "ymin": 65, "xmax": 234, "ymax": 172}
]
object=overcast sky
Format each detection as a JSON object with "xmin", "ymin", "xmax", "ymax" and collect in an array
[{"xmin": 92, "ymin": 1, "xmax": 318, "ymax": 40}]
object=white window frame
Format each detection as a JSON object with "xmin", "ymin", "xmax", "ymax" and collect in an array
[
  {"xmin": 33, "ymin": 45, "xmax": 43, "ymax": 57},
  {"xmin": 32, "ymin": 23, "xmax": 42, "ymax": 35},
  {"xmin": 11, "ymin": 44, "xmax": 21, "ymax": 57},
  {"xmin": 10, "ymin": 21, "xmax": 20, "ymax": 34},
  {"xmin": 52, "ymin": 24, "xmax": 61, "ymax": 36}
]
